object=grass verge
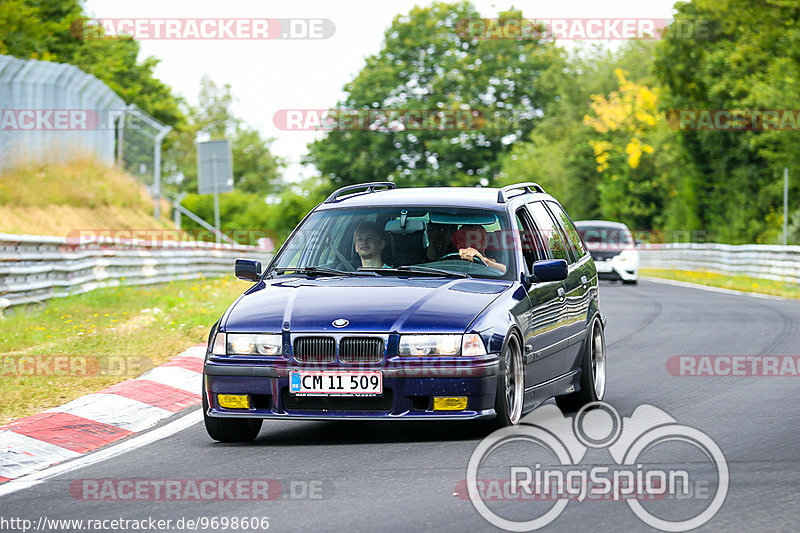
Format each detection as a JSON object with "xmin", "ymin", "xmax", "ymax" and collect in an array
[
  {"xmin": 640, "ymin": 268, "xmax": 800, "ymax": 299},
  {"xmin": 0, "ymin": 158, "xmax": 171, "ymax": 235},
  {"xmin": 0, "ymin": 276, "xmax": 249, "ymax": 424}
]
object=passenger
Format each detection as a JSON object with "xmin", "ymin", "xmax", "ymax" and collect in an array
[
  {"xmin": 425, "ymin": 223, "xmax": 458, "ymax": 261},
  {"xmin": 353, "ymin": 222, "xmax": 390, "ymax": 268}
]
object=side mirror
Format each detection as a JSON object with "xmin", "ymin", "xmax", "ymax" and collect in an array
[
  {"xmin": 235, "ymin": 258, "xmax": 262, "ymax": 282},
  {"xmin": 527, "ymin": 259, "xmax": 568, "ymax": 283}
]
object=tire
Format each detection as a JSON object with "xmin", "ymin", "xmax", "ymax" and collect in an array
[
  {"xmin": 202, "ymin": 379, "xmax": 262, "ymax": 442},
  {"xmin": 489, "ymin": 333, "xmax": 524, "ymax": 428},
  {"xmin": 556, "ymin": 317, "xmax": 607, "ymax": 413}
]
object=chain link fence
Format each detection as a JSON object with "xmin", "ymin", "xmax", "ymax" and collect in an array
[
  {"xmin": 0, "ymin": 54, "xmax": 125, "ymax": 171},
  {"xmin": 0, "ymin": 54, "xmax": 169, "ymax": 199}
]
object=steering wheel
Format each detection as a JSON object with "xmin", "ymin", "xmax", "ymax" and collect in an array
[{"xmin": 438, "ymin": 251, "xmax": 488, "ymax": 267}]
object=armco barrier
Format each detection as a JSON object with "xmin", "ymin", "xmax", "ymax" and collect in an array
[
  {"xmin": 638, "ymin": 243, "xmax": 800, "ymax": 284},
  {"xmin": 0, "ymin": 233, "xmax": 272, "ymax": 311}
]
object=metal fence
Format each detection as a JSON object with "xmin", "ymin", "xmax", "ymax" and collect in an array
[
  {"xmin": 639, "ymin": 243, "xmax": 800, "ymax": 284},
  {"xmin": 0, "ymin": 54, "xmax": 125, "ymax": 171},
  {"xmin": 0, "ymin": 233, "xmax": 272, "ymax": 312}
]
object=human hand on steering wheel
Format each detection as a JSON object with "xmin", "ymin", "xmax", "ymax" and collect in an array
[{"xmin": 438, "ymin": 248, "xmax": 488, "ymax": 266}]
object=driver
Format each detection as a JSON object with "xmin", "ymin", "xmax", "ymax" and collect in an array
[
  {"xmin": 353, "ymin": 222, "xmax": 390, "ymax": 268},
  {"xmin": 425, "ymin": 223, "xmax": 506, "ymax": 274},
  {"xmin": 454, "ymin": 225, "xmax": 507, "ymax": 274}
]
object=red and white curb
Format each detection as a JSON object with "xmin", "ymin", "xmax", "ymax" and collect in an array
[{"xmin": 0, "ymin": 344, "xmax": 206, "ymax": 483}]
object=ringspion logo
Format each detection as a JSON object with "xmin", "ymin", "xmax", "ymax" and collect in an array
[{"xmin": 466, "ymin": 402, "xmax": 728, "ymax": 531}]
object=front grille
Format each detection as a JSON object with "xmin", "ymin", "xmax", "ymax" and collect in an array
[
  {"xmin": 281, "ymin": 389, "xmax": 393, "ymax": 412},
  {"xmin": 294, "ymin": 337, "xmax": 336, "ymax": 363},
  {"xmin": 590, "ymin": 250, "xmax": 622, "ymax": 262},
  {"xmin": 340, "ymin": 337, "xmax": 384, "ymax": 364}
]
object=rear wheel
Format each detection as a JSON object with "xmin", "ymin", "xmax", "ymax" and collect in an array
[
  {"xmin": 202, "ymin": 379, "xmax": 262, "ymax": 442},
  {"xmin": 556, "ymin": 318, "xmax": 606, "ymax": 413},
  {"xmin": 490, "ymin": 334, "xmax": 524, "ymax": 428}
]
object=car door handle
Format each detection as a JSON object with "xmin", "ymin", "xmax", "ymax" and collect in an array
[
  {"xmin": 581, "ymin": 275, "xmax": 588, "ymax": 288},
  {"xmin": 557, "ymin": 287, "xmax": 566, "ymax": 302}
]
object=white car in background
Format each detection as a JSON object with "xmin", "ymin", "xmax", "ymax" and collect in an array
[{"xmin": 575, "ymin": 220, "xmax": 639, "ymax": 285}]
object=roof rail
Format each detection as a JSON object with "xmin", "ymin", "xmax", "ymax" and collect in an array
[
  {"xmin": 497, "ymin": 182, "xmax": 546, "ymax": 203},
  {"xmin": 324, "ymin": 182, "xmax": 397, "ymax": 203}
]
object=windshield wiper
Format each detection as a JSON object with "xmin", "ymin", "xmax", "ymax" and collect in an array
[
  {"xmin": 358, "ymin": 266, "xmax": 471, "ymax": 278},
  {"xmin": 273, "ymin": 266, "xmax": 378, "ymax": 277}
]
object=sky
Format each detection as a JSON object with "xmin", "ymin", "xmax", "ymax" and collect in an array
[{"xmin": 84, "ymin": 0, "xmax": 680, "ymax": 183}]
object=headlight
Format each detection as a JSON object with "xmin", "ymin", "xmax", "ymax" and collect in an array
[
  {"xmin": 616, "ymin": 248, "xmax": 638, "ymax": 262},
  {"xmin": 399, "ymin": 334, "xmax": 486, "ymax": 356},
  {"xmin": 224, "ymin": 333, "xmax": 282, "ymax": 356}
]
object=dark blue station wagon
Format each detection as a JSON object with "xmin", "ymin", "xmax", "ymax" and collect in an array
[{"xmin": 202, "ymin": 182, "xmax": 606, "ymax": 441}]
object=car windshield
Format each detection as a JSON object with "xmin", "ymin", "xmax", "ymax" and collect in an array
[
  {"xmin": 575, "ymin": 223, "xmax": 634, "ymax": 250},
  {"xmin": 270, "ymin": 206, "xmax": 516, "ymax": 280}
]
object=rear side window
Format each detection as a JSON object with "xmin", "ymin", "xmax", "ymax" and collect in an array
[
  {"xmin": 525, "ymin": 202, "xmax": 571, "ymax": 263},
  {"xmin": 514, "ymin": 208, "xmax": 543, "ymax": 272},
  {"xmin": 546, "ymin": 201, "xmax": 588, "ymax": 261}
]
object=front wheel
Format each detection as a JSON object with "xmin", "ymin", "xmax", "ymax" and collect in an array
[
  {"xmin": 556, "ymin": 317, "xmax": 606, "ymax": 413},
  {"xmin": 202, "ymin": 379, "xmax": 262, "ymax": 442},
  {"xmin": 490, "ymin": 334, "xmax": 524, "ymax": 428}
]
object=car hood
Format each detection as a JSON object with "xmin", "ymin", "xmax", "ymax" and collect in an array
[{"xmin": 223, "ymin": 276, "xmax": 511, "ymax": 334}]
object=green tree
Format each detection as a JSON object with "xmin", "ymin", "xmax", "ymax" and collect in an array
[
  {"xmin": 654, "ymin": 0, "xmax": 800, "ymax": 243},
  {"xmin": 171, "ymin": 76, "xmax": 283, "ymax": 196},
  {"xmin": 500, "ymin": 41, "xmax": 660, "ymax": 221},
  {"xmin": 305, "ymin": 1, "xmax": 566, "ymax": 188}
]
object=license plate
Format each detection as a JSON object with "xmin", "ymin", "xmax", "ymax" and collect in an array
[
  {"xmin": 595, "ymin": 261, "xmax": 613, "ymax": 273},
  {"xmin": 289, "ymin": 371, "xmax": 383, "ymax": 396}
]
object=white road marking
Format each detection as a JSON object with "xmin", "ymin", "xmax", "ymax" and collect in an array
[
  {"xmin": 0, "ymin": 432, "xmax": 81, "ymax": 479},
  {"xmin": 181, "ymin": 346, "xmax": 208, "ymax": 359},
  {"xmin": 46, "ymin": 394, "xmax": 174, "ymax": 432},
  {"xmin": 135, "ymin": 366, "xmax": 202, "ymax": 394},
  {"xmin": 642, "ymin": 276, "xmax": 789, "ymax": 301},
  {"xmin": 0, "ymin": 410, "xmax": 202, "ymax": 497}
]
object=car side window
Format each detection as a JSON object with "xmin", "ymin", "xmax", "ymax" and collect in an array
[
  {"xmin": 525, "ymin": 202, "xmax": 572, "ymax": 264},
  {"xmin": 546, "ymin": 201, "xmax": 588, "ymax": 262},
  {"xmin": 514, "ymin": 208, "xmax": 543, "ymax": 272}
]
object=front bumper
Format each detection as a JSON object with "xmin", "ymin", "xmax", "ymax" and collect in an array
[
  {"xmin": 594, "ymin": 258, "xmax": 638, "ymax": 281},
  {"xmin": 203, "ymin": 355, "xmax": 500, "ymax": 420}
]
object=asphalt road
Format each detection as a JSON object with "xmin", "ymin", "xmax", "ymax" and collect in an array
[{"xmin": 3, "ymin": 279, "xmax": 800, "ymax": 532}]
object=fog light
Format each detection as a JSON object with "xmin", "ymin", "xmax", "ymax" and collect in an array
[
  {"xmin": 218, "ymin": 394, "xmax": 250, "ymax": 409},
  {"xmin": 433, "ymin": 396, "xmax": 468, "ymax": 411}
]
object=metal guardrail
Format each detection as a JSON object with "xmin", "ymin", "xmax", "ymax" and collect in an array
[
  {"xmin": 0, "ymin": 233, "xmax": 272, "ymax": 311},
  {"xmin": 638, "ymin": 243, "xmax": 800, "ymax": 284}
]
